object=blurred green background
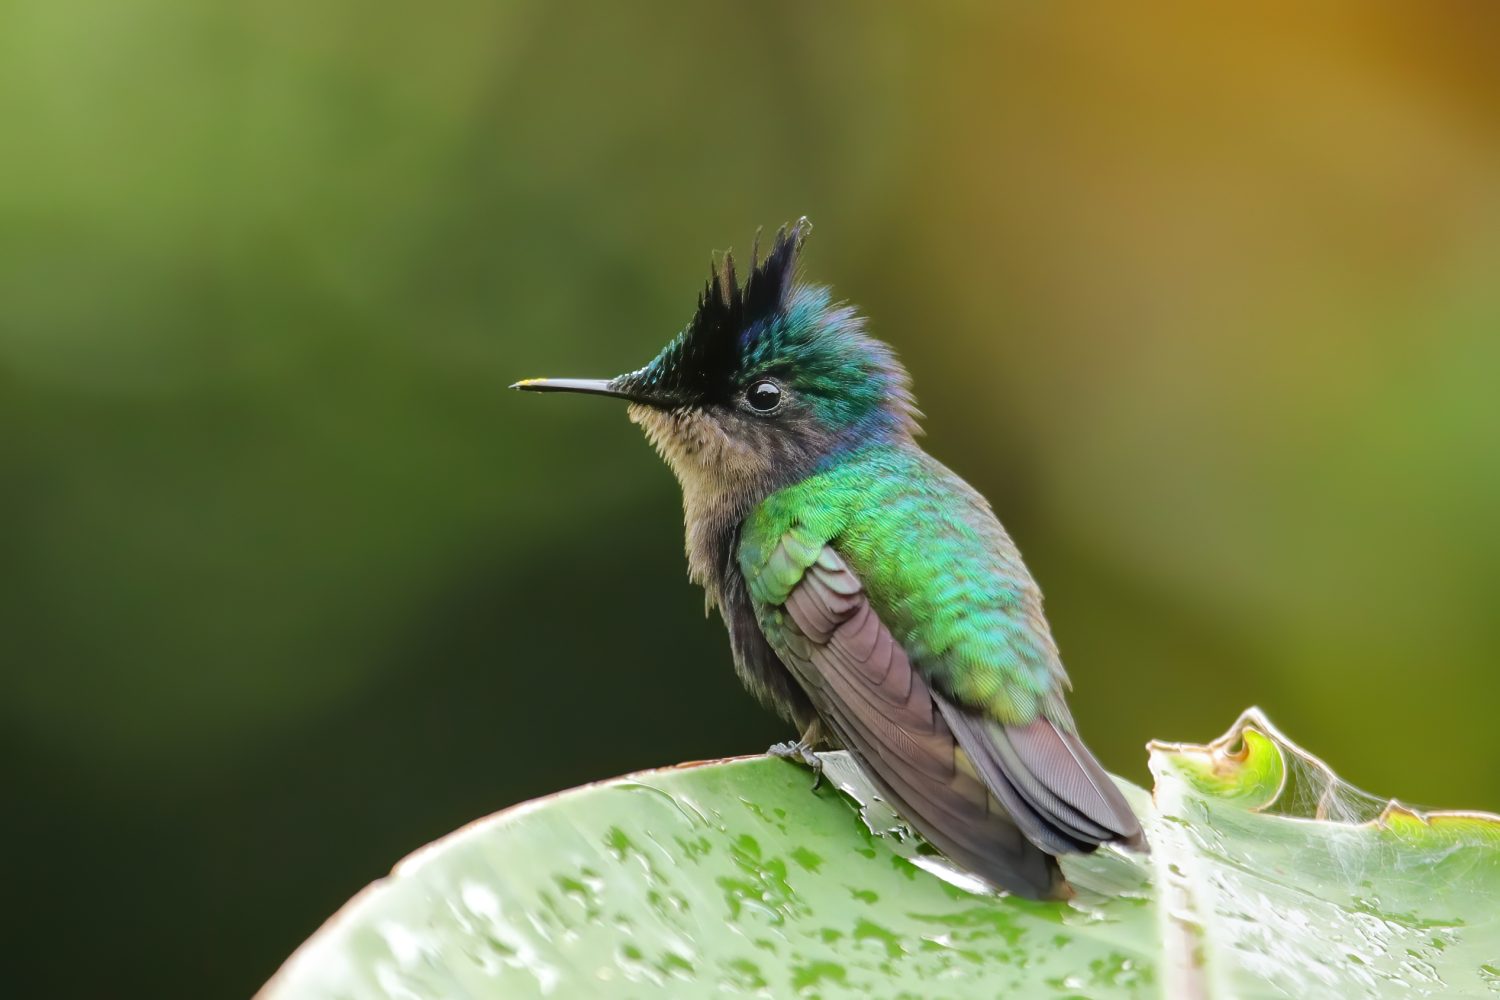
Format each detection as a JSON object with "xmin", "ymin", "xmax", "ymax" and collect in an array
[{"xmin": 3, "ymin": 2, "xmax": 1498, "ymax": 997}]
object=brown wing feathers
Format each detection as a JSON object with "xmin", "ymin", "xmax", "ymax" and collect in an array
[
  {"xmin": 937, "ymin": 706, "xmax": 1146, "ymax": 855},
  {"xmin": 1000, "ymin": 714, "xmax": 1147, "ymax": 851},
  {"xmin": 774, "ymin": 546, "xmax": 1068, "ymax": 899}
]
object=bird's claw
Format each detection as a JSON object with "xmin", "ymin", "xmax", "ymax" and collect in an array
[{"xmin": 768, "ymin": 739, "xmax": 824, "ymax": 789}]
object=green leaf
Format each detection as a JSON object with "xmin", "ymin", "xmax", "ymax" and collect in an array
[{"xmin": 261, "ymin": 710, "xmax": 1500, "ymax": 998}]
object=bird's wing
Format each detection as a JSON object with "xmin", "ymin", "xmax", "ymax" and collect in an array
[
  {"xmin": 742, "ymin": 524, "xmax": 1144, "ymax": 887},
  {"xmin": 744, "ymin": 530, "xmax": 1067, "ymax": 898}
]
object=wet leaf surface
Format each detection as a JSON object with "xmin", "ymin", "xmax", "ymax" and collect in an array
[{"xmin": 262, "ymin": 710, "xmax": 1500, "ymax": 998}]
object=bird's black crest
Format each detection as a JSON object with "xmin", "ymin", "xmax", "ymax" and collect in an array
[
  {"xmin": 613, "ymin": 218, "xmax": 811, "ymax": 403},
  {"xmin": 692, "ymin": 217, "xmax": 810, "ymax": 359}
]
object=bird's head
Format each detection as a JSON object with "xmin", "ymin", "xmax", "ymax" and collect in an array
[{"xmin": 514, "ymin": 220, "xmax": 918, "ymax": 509}]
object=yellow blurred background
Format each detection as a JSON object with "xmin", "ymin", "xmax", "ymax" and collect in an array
[{"xmin": 3, "ymin": 3, "xmax": 1498, "ymax": 996}]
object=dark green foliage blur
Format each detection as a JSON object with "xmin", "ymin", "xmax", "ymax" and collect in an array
[{"xmin": 3, "ymin": 3, "xmax": 1498, "ymax": 997}]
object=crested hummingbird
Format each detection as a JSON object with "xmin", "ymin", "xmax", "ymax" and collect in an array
[{"xmin": 513, "ymin": 220, "xmax": 1145, "ymax": 899}]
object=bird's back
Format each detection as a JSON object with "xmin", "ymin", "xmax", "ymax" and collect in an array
[
  {"xmin": 739, "ymin": 443, "xmax": 1144, "ymax": 896},
  {"xmin": 746, "ymin": 443, "xmax": 1069, "ymax": 727}
]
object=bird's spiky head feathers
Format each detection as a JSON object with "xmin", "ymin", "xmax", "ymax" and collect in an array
[{"xmin": 611, "ymin": 218, "xmax": 918, "ymax": 442}]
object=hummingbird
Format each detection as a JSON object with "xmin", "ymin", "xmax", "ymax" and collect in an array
[{"xmin": 513, "ymin": 220, "xmax": 1145, "ymax": 898}]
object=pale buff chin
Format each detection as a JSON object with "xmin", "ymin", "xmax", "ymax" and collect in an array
[{"xmin": 627, "ymin": 403, "xmax": 772, "ymax": 593}]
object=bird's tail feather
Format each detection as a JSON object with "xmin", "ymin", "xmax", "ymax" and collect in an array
[
  {"xmin": 813, "ymin": 708, "xmax": 1071, "ymax": 900},
  {"xmin": 937, "ymin": 703, "xmax": 1148, "ymax": 856}
]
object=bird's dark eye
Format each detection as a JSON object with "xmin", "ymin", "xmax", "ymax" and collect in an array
[{"xmin": 744, "ymin": 379, "xmax": 783, "ymax": 413}]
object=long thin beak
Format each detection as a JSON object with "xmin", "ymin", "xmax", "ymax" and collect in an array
[{"xmin": 509, "ymin": 377, "xmax": 636, "ymax": 400}]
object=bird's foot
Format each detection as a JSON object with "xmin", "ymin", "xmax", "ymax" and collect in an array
[{"xmin": 767, "ymin": 739, "xmax": 824, "ymax": 789}]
